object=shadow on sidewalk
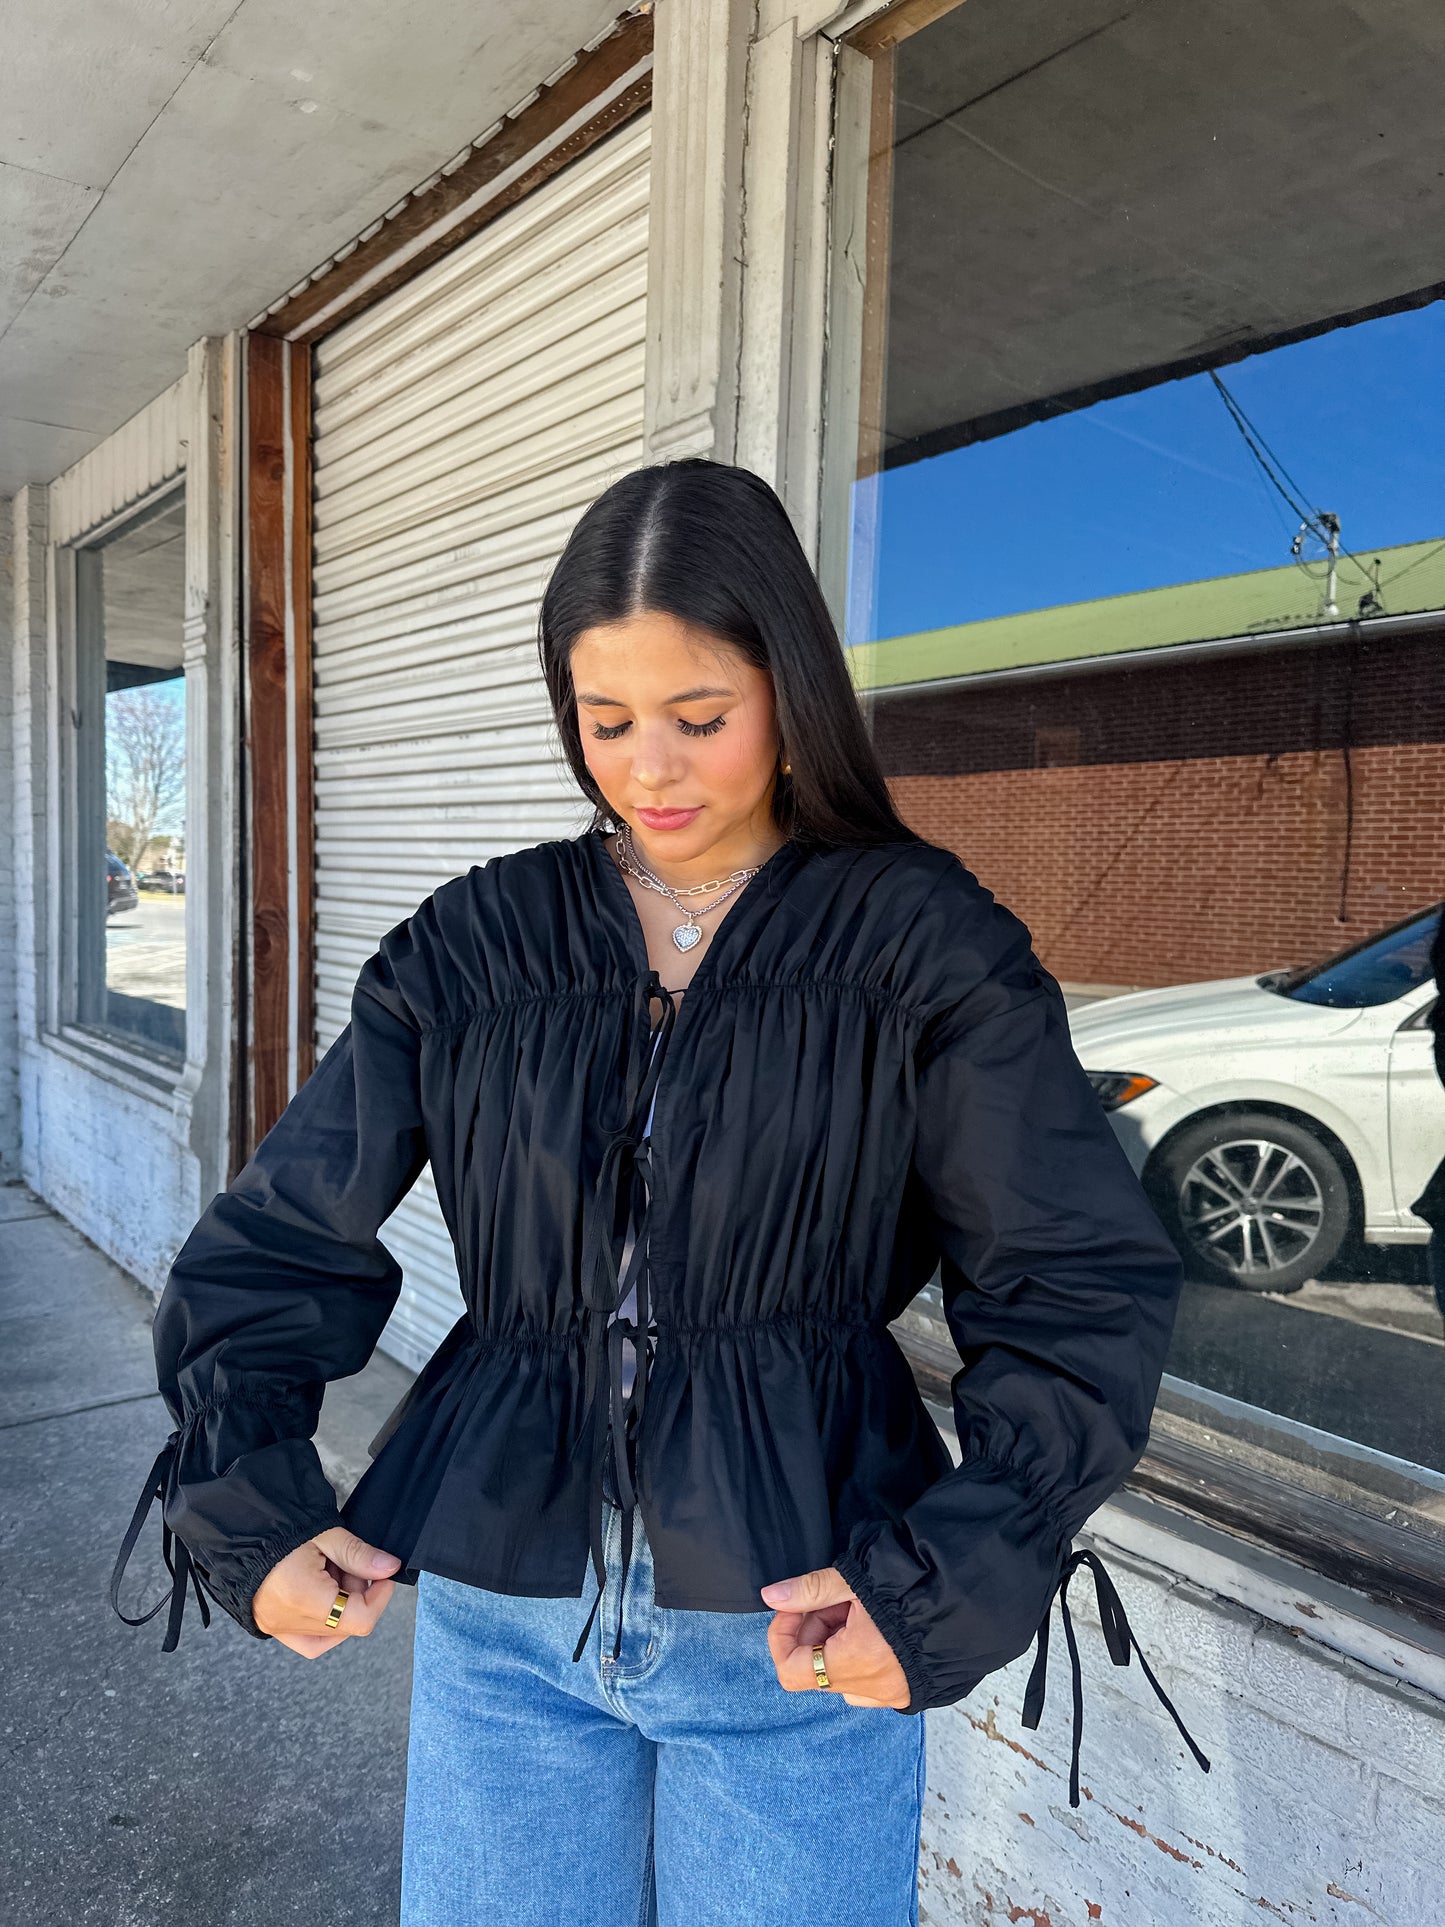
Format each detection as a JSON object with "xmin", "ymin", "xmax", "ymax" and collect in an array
[{"xmin": 0, "ymin": 1181, "xmax": 418, "ymax": 1927}]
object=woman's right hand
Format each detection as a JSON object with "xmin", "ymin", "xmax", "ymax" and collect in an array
[{"xmin": 253, "ymin": 1527, "xmax": 402, "ymax": 1658}]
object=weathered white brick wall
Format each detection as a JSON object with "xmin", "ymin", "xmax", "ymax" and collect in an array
[
  {"xmin": 7, "ymin": 387, "xmax": 218, "ymax": 1292},
  {"xmin": 918, "ymin": 1532, "xmax": 1445, "ymax": 1926},
  {"xmin": 0, "ymin": 499, "xmax": 18, "ymax": 1173},
  {"xmin": 18, "ymin": 1044, "xmax": 201, "ymax": 1290}
]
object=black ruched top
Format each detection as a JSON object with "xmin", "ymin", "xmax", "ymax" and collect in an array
[{"xmin": 110, "ymin": 827, "xmax": 1204, "ymax": 1774}]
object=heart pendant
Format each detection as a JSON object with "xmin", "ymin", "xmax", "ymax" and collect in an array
[{"xmin": 672, "ymin": 922, "xmax": 702, "ymax": 952}]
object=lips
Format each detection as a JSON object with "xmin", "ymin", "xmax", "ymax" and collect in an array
[{"xmin": 635, "ymin": 806, "xmax": 702, "ymax": 832}]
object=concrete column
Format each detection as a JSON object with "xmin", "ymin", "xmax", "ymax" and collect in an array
[
  {"xmin": 173, "ymin": 336, "xmax": 241, "ymax": 1206},
  {"xmin": 9, "ymin": 486, "xmax": 50, "ymax": 1185},
  {"xmin": 642, "ymin": 0, "xmax": 752, "ymax": 465},
  {"xmin": 644, "ymin": 0, "xmax": 843, "ymax": 558}
]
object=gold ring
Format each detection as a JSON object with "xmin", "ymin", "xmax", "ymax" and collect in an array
[
  {"xmin": 325, "ymin": 1589, "xmax": 350, "ymax": 1630},
  {"xmin": 811, "ymin": 1643, "xmax": 831, "ymax": 1690}
]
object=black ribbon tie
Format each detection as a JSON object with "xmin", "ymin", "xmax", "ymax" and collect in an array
[
  {"xmin": 109, "ymin": 1429, "xmax": 212, "ymax": 1652},
  {"xmin": 1021, "ymin": 1546, "xmax": 1211, "ymax": 1806},
  {"xmin": 573, "ymin": 969, "xmax": 676, "ymax": 1666}
]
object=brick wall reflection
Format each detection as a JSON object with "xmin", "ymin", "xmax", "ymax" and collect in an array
[{"xmin": 876, "ymin": 635, "xmax": 1445, "ymax": 986}]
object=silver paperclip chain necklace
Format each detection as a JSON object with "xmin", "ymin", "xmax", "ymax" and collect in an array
[{"xmin": 613, "ymin": 821, "xmax": 759, "ymax": 952}]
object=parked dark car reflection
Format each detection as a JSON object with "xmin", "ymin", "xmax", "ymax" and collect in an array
[{"xmin": 105, "ymin": 851, "xmax": 138, "ymax": 918}]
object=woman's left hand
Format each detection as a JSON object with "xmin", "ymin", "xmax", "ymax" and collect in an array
[{"xmin": 760, "ymin": 1567, "xmax": 912, "ymax": 1710}]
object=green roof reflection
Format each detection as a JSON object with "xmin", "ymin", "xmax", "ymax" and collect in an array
[{"xmin": 847, "ymin": 536, "xmax": 1445, "ymax": 693}]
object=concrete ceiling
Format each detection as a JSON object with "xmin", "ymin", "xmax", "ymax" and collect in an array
[
  {"xmin": 0, "ymin": 0, "xmax": 624, "ymax": 496},
  {"xmin": 884, "ymin": 0, "xmax": 1445, "ymax": 464},
  {"xmin": 101, "ymin": 492, "xmax": 186, "ymax": 671}
]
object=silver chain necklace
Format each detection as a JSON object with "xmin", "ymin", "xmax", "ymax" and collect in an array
[{"xmin": 613, "ymin": 822, "xmax": 760, "ymax": 952}]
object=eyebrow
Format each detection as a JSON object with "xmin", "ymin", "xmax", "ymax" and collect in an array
[{"xmin": 575, "ymin": 685, "xmax": 737, "ymax": 707}]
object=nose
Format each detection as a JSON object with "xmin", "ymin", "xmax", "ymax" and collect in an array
[{"xmin": 630, "ymin": 721, "xmax": 687, "ymax": 793}]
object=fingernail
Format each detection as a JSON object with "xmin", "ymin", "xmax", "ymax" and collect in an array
[
  {"xmin": 760, "ymin": 1581, "xmax": 793, "ymax": 1604},
  {"xmin": 371, "ymin": 1553, "xmax": 395, "ymax": 1573}
]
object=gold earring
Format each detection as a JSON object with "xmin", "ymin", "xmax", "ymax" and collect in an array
[{"xmin": 780, "ymin": 756, "xmax": 792, "ymax": 775}]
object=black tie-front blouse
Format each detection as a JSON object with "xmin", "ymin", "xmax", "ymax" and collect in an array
[{"xmin": 111, "ymin": 827, "xmax": 1194, "ymax": 1743}]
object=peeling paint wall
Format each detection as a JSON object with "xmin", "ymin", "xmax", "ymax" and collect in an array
[
  {"xmin": 917, "ymin": 1544, "xmax": 1444, "ymax": 1926},
  {"xmin": 18, "ymin": 1041, "xmax": 202, "ymax": 1290}
]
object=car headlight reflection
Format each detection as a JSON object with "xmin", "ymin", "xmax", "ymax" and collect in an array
[{"xmin": 1086, "ymin": 1071, "xmax": 1159, "ymax": 1111}]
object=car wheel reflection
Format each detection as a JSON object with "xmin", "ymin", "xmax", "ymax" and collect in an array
[{"xmin": 1153, "ymin": 1111, "xmax": 1351, "ymax": 1294}]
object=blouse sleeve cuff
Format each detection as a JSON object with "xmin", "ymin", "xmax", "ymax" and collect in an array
[
  {"xmin": 831, "ymin": 1452, "xmax": 1074, "ymax": 1715},
  {"xmin": 200, "ymin": 1504, "xmax": 349, "ymax": 1639},
  {"xmin": 113, "ymin": 1385, "xmax": 347, "ymax": 1646},
  {"xmin": 165, "ymin": 1426, "xmax": 345, "ymax": 1638},
  {"xmin": 831, "ymin": 1540, "xmax": 939, "ymax": 1715}
]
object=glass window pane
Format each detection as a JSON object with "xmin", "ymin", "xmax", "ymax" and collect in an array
[
  {"xmin": 845, "ymin": 0, "xmax": 1445, "ymax": 1555},
  {"xmin": 84, "ymin": 494, "xmax": 188, "ymax": 1059}
]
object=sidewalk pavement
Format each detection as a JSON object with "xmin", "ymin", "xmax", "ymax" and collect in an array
[{"xmin": 0, "ymin": 1178, "xmax": 421, "ymax": 1927}]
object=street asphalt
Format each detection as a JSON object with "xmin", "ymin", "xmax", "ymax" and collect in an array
[{"xmin": 0, "ymin": 1178, "xmax": 420, "ymax": 1927}]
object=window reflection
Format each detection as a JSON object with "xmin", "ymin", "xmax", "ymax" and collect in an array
[
  {"xmin": 851, "ymin": 0, "xmax": 1445, "ymax": 1544},
  {"xmin": 85, "ymin": 493, "xmax": 188, "ymax": 1058}
]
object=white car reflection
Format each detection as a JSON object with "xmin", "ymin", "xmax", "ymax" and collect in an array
[{"xmin": 1068, "ymin": 906, "xmax": 1443, "ymax": 1294}]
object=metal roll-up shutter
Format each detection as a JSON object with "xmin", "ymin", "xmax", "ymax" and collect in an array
[{"xmin": 310, "ymin": 115, "xmax": 650, "ymax": 1371}]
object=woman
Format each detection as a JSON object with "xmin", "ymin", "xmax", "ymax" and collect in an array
[{"xmin": 112, "ymin": 458, "xmax": 1203, "ymax": 1925}]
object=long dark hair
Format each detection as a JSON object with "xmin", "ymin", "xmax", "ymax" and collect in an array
[{"xmin": 537, "ymin": 458, "xmax": 920, "ymax": 848}]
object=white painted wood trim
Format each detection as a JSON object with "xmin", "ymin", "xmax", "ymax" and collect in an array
[
  {"xmin": 10, "ymin": 488, "xmax": 50, "ymax": 1086},
  {"xmin": 175, "ymin": 337, "xmax": 241, "ymax": 1199},
  {"xmin": 643, "ymin": 0, "xmax": 750, "ymax": 462},
  {"xmin": 645, "ymin": 0, "xmax": 874, "ymax": 560}
]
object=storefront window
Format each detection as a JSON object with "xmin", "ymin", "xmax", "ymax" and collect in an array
[
  {"xmin": 74, "ymin": 490, "xmax": 188, "ymax": 1060},
  {"xmin": 837, "ymin": 0, "xmax": 1445, "ymax": 1605}
]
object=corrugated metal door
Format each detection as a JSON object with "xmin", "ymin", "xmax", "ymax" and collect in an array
[{"xmin": 310, "ymin": 116, "xmax": 650, "ymax": 1371}]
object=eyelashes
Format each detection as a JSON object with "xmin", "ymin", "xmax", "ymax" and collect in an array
[{"xmin": 589, "ymin": 716, "xmax": 727, "ymax": 741}]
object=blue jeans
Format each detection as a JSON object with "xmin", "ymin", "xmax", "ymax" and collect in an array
[{"xmin": 401, "ymin": 1493, "xmax": 927, "ymax": 1926}]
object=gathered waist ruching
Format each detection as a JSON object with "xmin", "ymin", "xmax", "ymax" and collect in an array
[{"xmin": 339, "ymin": 1304, "xmax": 949, "ymax": 1616}]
